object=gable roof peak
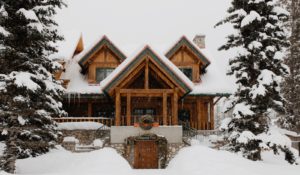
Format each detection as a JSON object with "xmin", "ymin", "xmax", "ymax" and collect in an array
[
  {"xmin": 165, "ymin": 35, "xmax": 211, "ymax": 68},
  {"xmin": 77, "ymin": 35, "xmax": 127, "ymax": 67}
]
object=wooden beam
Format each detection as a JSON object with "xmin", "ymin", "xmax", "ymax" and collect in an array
[
  {"xmin": 126, "ymin": 94, "xmax": 131, "ymax": 126},
  {"xmin": 115, "ymin": 88, "xmax": 121, "ymax": 126},
  {"xmin": 120, "ymin": 89, "xmax": 173, "ymax": 94},
  {"xmin": 210, "ymin": 99, "xmax": 215, "ymax": 130},
  {"xmin": 118, "ymin": 62, "xmax": 146, "ymax": 89},
  {"xmin": 213, "ymin": 96, "xmax": 223, "ymax": 105},
  {"xmin": 108, "ymin": 59, "xmax": 145, "ymax": 95},
  {"xmin": 145, "ymin": 58, "xmax": 149, "ymax": 89},
  {"xmin": 88, "ymin": 102, "xmax": 93, "ymax": 117},
  {"xmin": 163, "ymin": 92, "xmax": 167, "ymax": 125},
  {"xmin": 172, "ymin": 88, "xmax": 179, "ymax": 125},
  {"xmin": 148, "ymin": 63, "xmax": 175, "ymax": 89},
  {"xmin": 196, "ymin": 99, "xmax": 202, "ymax": 130}
]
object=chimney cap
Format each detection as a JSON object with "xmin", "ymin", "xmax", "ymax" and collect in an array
[{"xmin": 193, "ymin": 34, "xmax": 206, "ymax": 49}]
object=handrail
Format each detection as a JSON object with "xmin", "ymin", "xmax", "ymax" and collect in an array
[{"xmin": 53, "ymin": 117, "xmax": 114, "ymax": 127}]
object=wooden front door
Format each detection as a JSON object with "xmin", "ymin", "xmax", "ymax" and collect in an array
[{"xmin": 134, "ymin": 140, "xmax": 158, "ymax": 169}]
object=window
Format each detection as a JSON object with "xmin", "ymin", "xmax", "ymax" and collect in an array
[
  {"xmin": 133, "ymin": 108, "xmax": 156, "ymax": 116},
  {"xmin": 179, "ymin": 68, "xmax": 193, "ymax": 80},
  {"xmin": 96, "ymin": 68, "xmax": 114, "ymax": 82}
]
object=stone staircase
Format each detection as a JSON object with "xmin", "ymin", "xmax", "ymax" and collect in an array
[
  {"xmin": 62, "ymin": 125, "xmax": 111, "ymax": 153},
  {"xmin": 75, "ymin": 145, "xmax": 101, "ymax": 153}
]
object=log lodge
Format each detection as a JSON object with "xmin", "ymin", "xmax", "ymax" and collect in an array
[{"xmin": 53, "ymin": 34, "xmax": 232, "ymax": 131}]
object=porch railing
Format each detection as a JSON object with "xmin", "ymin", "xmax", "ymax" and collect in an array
[
  {"xmin": 53, "ymin": 115, "xmax": 167, "ymax": 127},
  {"xmin": 53, "ymin": 117, "xmax": 115, "ymax": 127},
  {"xmin": 119, "ymin": 115, "xmax": 173, "ymax": 126}
]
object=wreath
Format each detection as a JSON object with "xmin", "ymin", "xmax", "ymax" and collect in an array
[{"xmin": 139, "ymin": 115, "xmax": 154, "ymax": 130}]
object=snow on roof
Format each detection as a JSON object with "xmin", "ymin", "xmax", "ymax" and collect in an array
[
  {"xmin": 100, "ymin": 45, "xmax": 194, "ymax": 92},
  {"xmin": 76, "ymin": 35, "xmax": 126, "ymax": 67},
  {"xmin": 165, "ymin": 36, "xmax": 211, "ymax": 67},
  {"xmin": 60, "ymin": 35, "xmax": 235, "ymax": 95},
  {"xmin": 50, "ymin": 30, "xmax": 82, "ymax": 61},
  {"xmin": 60, "ymin": 57, "xmax": 102, "ymax": 94},
  {"xmin": 190, "ymin": 49, "xmax": 235, "ymax": 95}
]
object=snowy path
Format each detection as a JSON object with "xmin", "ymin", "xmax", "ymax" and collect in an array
[{"xmin": 7, "ymin": 145, "xmax": 299, "ymax": 175}]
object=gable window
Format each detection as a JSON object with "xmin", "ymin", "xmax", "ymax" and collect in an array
[
  {"xmin": 96, "ymin": 68, "xmax": 114, "ymax": 83},
  {"xmin": 179, "ymin": 68, "xmax": 193, "ymax": 81}
]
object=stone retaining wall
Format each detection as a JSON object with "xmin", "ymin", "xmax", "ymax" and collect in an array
[{"xmin": 59, "ymin": 130, "xmax": 98, "ymax": 145}]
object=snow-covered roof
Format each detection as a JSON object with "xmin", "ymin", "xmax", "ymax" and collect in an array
[
  {"xmin": 77, "ymin": 35, "xmax": 126, "ymax": 68},
  {"xmin": 60, "ymin": 35, "xmax": 235, "ymax": 96},
  {"xmin": 190, "ymin": 49, "xmax": 235, "ymax": 96},
  {"xmin": 50, "ymin": 30, "xmax": 82, "ymax": 61},
  {"xmin": 101, "ymin": 46, "xmax": 194, "ymax": 93},
  {"xmin": 165, "ymin": 36, "xmax": 211, "ymax": 68},
  {"xmin": 60, "ymin": 56, "xmax": 102, "ymax": 94}
]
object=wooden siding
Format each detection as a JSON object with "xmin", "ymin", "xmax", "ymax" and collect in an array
[
  {"xmin": 88, "ymin": 47, "xmax": 121, "ymax": 83},
  {"xmin": 169, "ymin": 46, "xmax": 201, "ymax": 82}
]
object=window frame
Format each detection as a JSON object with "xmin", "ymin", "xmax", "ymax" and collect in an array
[
  {"xmin": 179, "ymin": 67, "xmax": 193, "ymax": 81},
  {"xmin": 95, "ymin": 67, "xmax": 115, "ymax": 83}
]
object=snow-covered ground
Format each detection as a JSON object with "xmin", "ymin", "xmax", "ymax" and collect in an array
[{"xmin": 0, "ymin": 142, "xmax": 298, "ymax": 175}]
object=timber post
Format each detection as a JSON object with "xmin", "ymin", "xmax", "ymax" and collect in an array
[
  {"xmin": 163, "ymin": 92, "xmax": 167, "ymax": 125},
  {"xmin": 126, "ymin": 93, "xmax": 131, "ymax": 126},
  {"xmin": 87, "ymin": 102, "xmax": 93, "ymax": 117},
  {"xmin": 210, "ymin": 98, "xmax": 214, "ymax": 129},
  {"xmin": 115, "ymin": 88, "xmax": 121, "ymax": 126},
  {"xmin": 172, "ymin": 88, "xmax": 179, "ymax": 125}
]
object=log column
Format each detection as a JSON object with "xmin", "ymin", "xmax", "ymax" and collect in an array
[
  {"xmin": 172, "ymin": 88, "xmax": 179, "ymax": 125},
  {"xmin": 115, "ymin": 88, "xmax": 121, "ymax": 126},
  {"xmin": 163, "ymin": 92, "xmax": 167, "ymax": 125},
  {"xmin": 196, "ymin": 99, "xmax": 202, "ymax": 130},
  {"xmin": 145, "ymin": 58, "xmax": 149, "ymax": 89},
  {"xmin": 87, "ymin": 102, "xmax": 93, "ymax": 117},
  {"xmin": 210, "ymin": 98, "xmax": 214, "ymax": 130},
  {"xmin": 126, "ymin": 94, "xmax": 131, "ymax": 126}
]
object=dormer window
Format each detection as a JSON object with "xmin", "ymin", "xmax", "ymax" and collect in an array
[
  {"xmin": 96, "ymin": 68, "xmax": 114, "ymax": 83},
  {"xmin": 179, "ymin": 67, "xmax": 193, "ymax": 81}
]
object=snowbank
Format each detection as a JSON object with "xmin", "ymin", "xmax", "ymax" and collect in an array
[
  {"xmin": 168, "ymin": 145, "xmax": 300, "ymax": 175},
  {"xmin": 10, "ymin": 144, "xmax": 300, "ymax": 175},
  {"xmin": 57, "ymin": 122, "xmax": 104, "ymax": 130},
  {"xmin": 15, "ymin": 147, "xmax": 131, "ymax": 175}
]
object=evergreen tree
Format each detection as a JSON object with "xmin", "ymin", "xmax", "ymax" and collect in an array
[
  {"xmin": 216, "ymin": 0, "xmax": 296, "ymax": 163},
  {"xmin": 280, "ymin": 0, "xmax": 300, "ymax": 132},
  {"xmin": 0, "ymin": 0, "xmax": 66, "ymax": 173}
]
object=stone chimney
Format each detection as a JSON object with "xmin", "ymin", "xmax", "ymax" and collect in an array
[{"xmin": 193, "ymin": 34, "xmax": 206, "ymax": 49}]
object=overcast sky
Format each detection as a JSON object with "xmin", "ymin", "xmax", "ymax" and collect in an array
[{"xmin": 55, "ymin": 0, "xmax": 233, "ymax": 65}]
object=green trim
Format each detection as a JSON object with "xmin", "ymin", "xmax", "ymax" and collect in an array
[
  {"xmin": 78, "ymin": 37, "xmax": 126, "ymax": 67},
  {"xmin": 63, "ymin": 93, "xmax": 106, "ymax": 99},
  {"xmin": 165, "ymin": 37, "xmax": 210, "ymax": 68},
  {"xmin": 187, "ymin": 93, "xmax": 231, "ymax": 97},
  {"xmin": 103, "ymin": 47, "xmax": 192, "ymax": 93}
]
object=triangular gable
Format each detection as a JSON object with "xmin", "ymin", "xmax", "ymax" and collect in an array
[
  {"xmin": 78, "ymin": 36, "xmax": 126, "ymax": 67},
  {"xmin": 101, "ymin": 46, "xmax": 193, "ymax": 95},
  {"xmin": 165, "ymin": 36, "xmax": 210, "ymax": 68}
]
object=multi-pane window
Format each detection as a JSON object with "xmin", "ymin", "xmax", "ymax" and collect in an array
[
  {"xmin": 133, "ymin": 108, "xmax": 156, "ymax": 116},
  {"xmin": 179, "ymin": 68, "xmax": 193, "ymax": 81},
  {"xmin": 96, "ymin": 68, "xmax": 114, "ymax": 83}
]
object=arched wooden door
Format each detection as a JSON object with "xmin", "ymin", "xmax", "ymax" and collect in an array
[{"xmin": 133, "ymin": 140, "xmax": 158, "ymax": 169}]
